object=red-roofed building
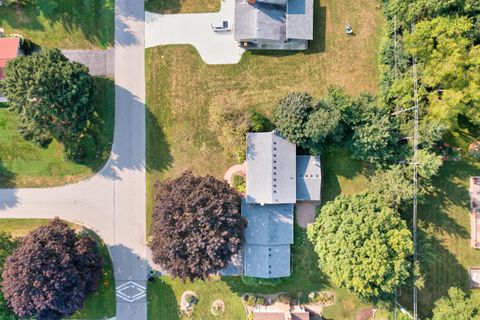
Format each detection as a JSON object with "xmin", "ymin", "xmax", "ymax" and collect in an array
[{"xmin": 0, "ymin": 37, "xmax": 21, "ymax": 79}]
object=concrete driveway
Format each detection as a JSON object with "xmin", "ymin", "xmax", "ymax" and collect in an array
[
  {"xmin": 145, "ymin": 0, "xmax": 245, "ymax": 64},
  {"xmin": 62, "ymin": 49, "xmax": 114, "ymax": 77}
]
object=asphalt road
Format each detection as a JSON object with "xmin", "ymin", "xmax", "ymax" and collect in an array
[{"xmin": 0, "ymin": 0, "xmax": 149, "ymax": 319}]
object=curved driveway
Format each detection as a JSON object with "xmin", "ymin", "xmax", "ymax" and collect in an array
[
  {"xmin": 0, "ymin": 0, "xmax": 148, "ymax": 319},
  {"xmin": 145, "ymin": 0, "xmax": 245, "ymax": 64}
]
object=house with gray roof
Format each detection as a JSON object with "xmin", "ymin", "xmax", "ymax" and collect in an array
[
  {"xmin": 243, "ymin": 131, "xmax": 321, "ymax": 278},
  {"xmin": 234, "ymin": 0, "xmax": 314, "ymax": 50}
]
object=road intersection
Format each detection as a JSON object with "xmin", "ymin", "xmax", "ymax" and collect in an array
[{"xmin": 0, "ymin": 0, "xmax": 148, "ymax": 318}]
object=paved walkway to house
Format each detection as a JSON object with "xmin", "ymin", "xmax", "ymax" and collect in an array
[
  {"xmin": 0, "ymin": 0, "xmax": 148, "ymax": 319},
  {"xmin": 145, "ymin": 0, "xmax": 245, "ymax": 64},
  {"xmin": 295, "ymin": 201, "xmax": 319, "ymax": 228},
  {"xmin": 62, "ymin": 49, "xmax": 114, "ymax": 77}
]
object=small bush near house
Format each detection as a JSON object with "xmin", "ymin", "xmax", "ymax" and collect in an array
[
  {"xmin": 308, "ymin": 291, "xmax": 335, "ymax": 305},
  {"xmin": 232, "ymin": 175, "xmax": 246, "ymax": 193},
  {"xmin": 277, "ymin": 294, "xmax": 291, "ymax": 304},
  {"xmin": 468, "ymin": 148, "xmax": 480, "ymax": 161}
]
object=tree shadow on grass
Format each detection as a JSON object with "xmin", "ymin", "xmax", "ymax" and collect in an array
[
  {"xmin": 398, "ymin": 227, "xmax": 469, "ymax": 319},
  {"xmin": 321, "ymin": 149, "xmax": 375, "ymax": 204},
  {"xmin": 148, "ymin": 278, "xmax": 180, "ymax": 320},
  {"xmin": 0, "ymin": 0, "xmax": 115, "ymax": 48},
  {"xmin": 146, "ymin": 106, "xmax": 173, "ymax": 176},
  {"xmin": 417, "ymin": 160, "xmax": 478, "ymax": 238},
  {"xmin": 0, "ymin": 159, "xmax": 16, "ymax": 189}
]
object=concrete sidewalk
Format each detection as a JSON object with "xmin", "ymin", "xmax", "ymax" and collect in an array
[{"xmin": 145, "ymin": 0, "xmax": 245, "ymax": 64}]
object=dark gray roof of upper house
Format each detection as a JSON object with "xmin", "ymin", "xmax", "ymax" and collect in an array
[
  {"xmin": 234, "ymin": 0, "xmax": 286, "ymax": 41},
  {"xmin": 286, "ymin": 0, "xmax": 314, "ymax": 40},
  {"xmin": 246, "ymin": 131, "xmax": 296, "ymax": 204},
  {"xmin": 242, "ymin": 201, "xmax": 294, "ymax": 245},
  {"xmin": 296, "ymin": 155, "xmax": 321, "ymax": 201},
  {"xmin": 234, "ymin": 0, "xmax": 313, "ymax": 41},
  {"xmin": 244, "ymin": 244, "xmax": 291, "ymax": 278}
]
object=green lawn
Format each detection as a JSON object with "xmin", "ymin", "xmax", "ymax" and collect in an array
[
  {"xmin": 398, "ymin": 121, "xmax": 480, "ymax": 318},
  {"xmin": 0, "ymin": 219, "xmax": 116, "ymax": 319},
  {"xmin": 146, "ymin": 0, "xmax": 220, "ymax": 14},
  {"xmin": 0, "ymin": 77, "xmax": 114, "ymax": 188},
  {"xmin": 145, "ymin": 0, "xmax": 384, "ymax": 231},
  {"xmin": 0, "ymin": 0, "xmax": 114, "ymax": 49}
]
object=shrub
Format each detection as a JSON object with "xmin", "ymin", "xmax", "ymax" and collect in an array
[
  {"xmin": 249, "ymin": 110, "xmax": 269, "ymax": 132},
  {"xmin": 185, "ymin": 294, "xmax": 196, "ymax": 305},
  {"xmin": 232, "ymin": 175, "xmax": 246, "ymax": 193},
  {"xmin": 468, "ymin": 148, "xmax": 480, "ymax": 161},
  {"xmin": 277, "ymin": 294, "xmax": 291, "ymax": 304}
]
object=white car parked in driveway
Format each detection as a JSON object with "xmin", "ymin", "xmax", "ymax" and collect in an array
[{"xmin": 211, "ymin": 20, "xmax": 232, "ymax": 32}]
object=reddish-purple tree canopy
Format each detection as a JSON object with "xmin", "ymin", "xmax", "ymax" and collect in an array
[
  {"xmin": 1, "ymin": 219, "xmax": 103, "ymax": 319},
  {"xmin": 150, "ymin": 171, "xmax": 246, "ymax": 282}
]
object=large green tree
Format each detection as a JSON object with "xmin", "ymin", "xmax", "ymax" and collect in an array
[
  {"xmin": 404, "ymin": 17, "xmax": 480, "ymax": 127},
  {"xmin": 1, "ymin": 48, "xmax": 96, "ymax": 159},
  {"xmin": 431, "ymin": 287, "xmax": 480, "ymax": 320},
  {"xmin": 273, "ymin": 92, "xmax": 314, "ymax": 148},
  {"xmin": 307, "ymin": 193, "xmax": 413, "ymax": 300},
  {"xmin": 345, "ymin": 94, "xmax": 400, "ymax": 164}
]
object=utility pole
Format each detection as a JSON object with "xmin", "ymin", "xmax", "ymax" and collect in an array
[
  {"xmin": 411, "ymin": 17, "xmax": 419, "ymax": 320},
  {"xmin": 392, "ymin": 17, "xmax": 420, "ymax": 320}
]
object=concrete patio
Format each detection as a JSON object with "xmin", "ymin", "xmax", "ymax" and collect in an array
[{"xmin": 145, "ymin": 0, "xmax": 245, "ymax": 64}]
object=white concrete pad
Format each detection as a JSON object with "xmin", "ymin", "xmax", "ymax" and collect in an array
[{"xmin": 145, "ymin": 0, "xmax": 245, "ymax": 65}]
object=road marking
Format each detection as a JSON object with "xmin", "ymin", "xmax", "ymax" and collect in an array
[{"xmin": 116, "ymin": 281, "xmax": 147, "ymax": 303}]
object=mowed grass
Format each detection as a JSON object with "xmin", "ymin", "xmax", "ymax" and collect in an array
[
  {"xmin": 148, "ymin": 153, "xmax": 376, "ymax": 320},
  {"xmin": 0, "ymin": 0, "xmax": 114, "ymax": 49},
  {"xmin": 398, "ymin": 121, "xmax": 480, "ymax": 318},
  {"xmin": 145, "ymin": 0, "xmax": 384, "ymax": 229},
  {"xmin": 0, "ymin": 219, "xmax": 116, "ymax": 319},
  {"xmin": 146, "ymin": 0, "xmax": 220, "ymax": 14},
  {"xmin": 0, "ymin": 77, "xmax": 114, "ymax": 188}
]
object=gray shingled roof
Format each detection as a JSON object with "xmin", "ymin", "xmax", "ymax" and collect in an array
[
  {"xmin": 286, "ymin": 0, "xmax": 314, "ymax": 40},
  {"xmin": 244, "ymin": 244, "xmax": 291, "ymax": 278},
  {"xmin": 296, "ymin": 155, "xmax": 321, "ymax": 201},
  {"xmin": 234, "ymin": 0, "xmax": 313, "ymax": 41},
  {"xmin": 246, "ymin": 132, "xmax": 296, "ymax": 204},
  {"xmin": 242, "ymin": 201, "xmax": 294, "ymax": 245}
]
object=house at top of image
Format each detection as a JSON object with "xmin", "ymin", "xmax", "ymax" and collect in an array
[
  {"xmin": 243, "ymin": 131, "xmax": 321, "ymax": 278},
  {"xmin": 234, "ymin": 0, "xmax": 314, "ymax": 50},
  {"xmin": 0, "ymin": 37, "xmax": 22, "ymax": 80},
  {"xmin": 0, "ymin": 36, "xmax": 22, "ymax": 102}
]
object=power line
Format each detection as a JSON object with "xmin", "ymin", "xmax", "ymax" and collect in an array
[{"xmin": 411, "ymin": 16, "xmax": 419, "ymax": 320}]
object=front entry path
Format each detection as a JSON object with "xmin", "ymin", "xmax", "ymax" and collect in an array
[
  {"xmin": 0, "ymin": 0, "xmax": 148, "ymax": 319},
  {"xmin": 145, "ymin": 0, "xmax": 245, "ymax": 64}
]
